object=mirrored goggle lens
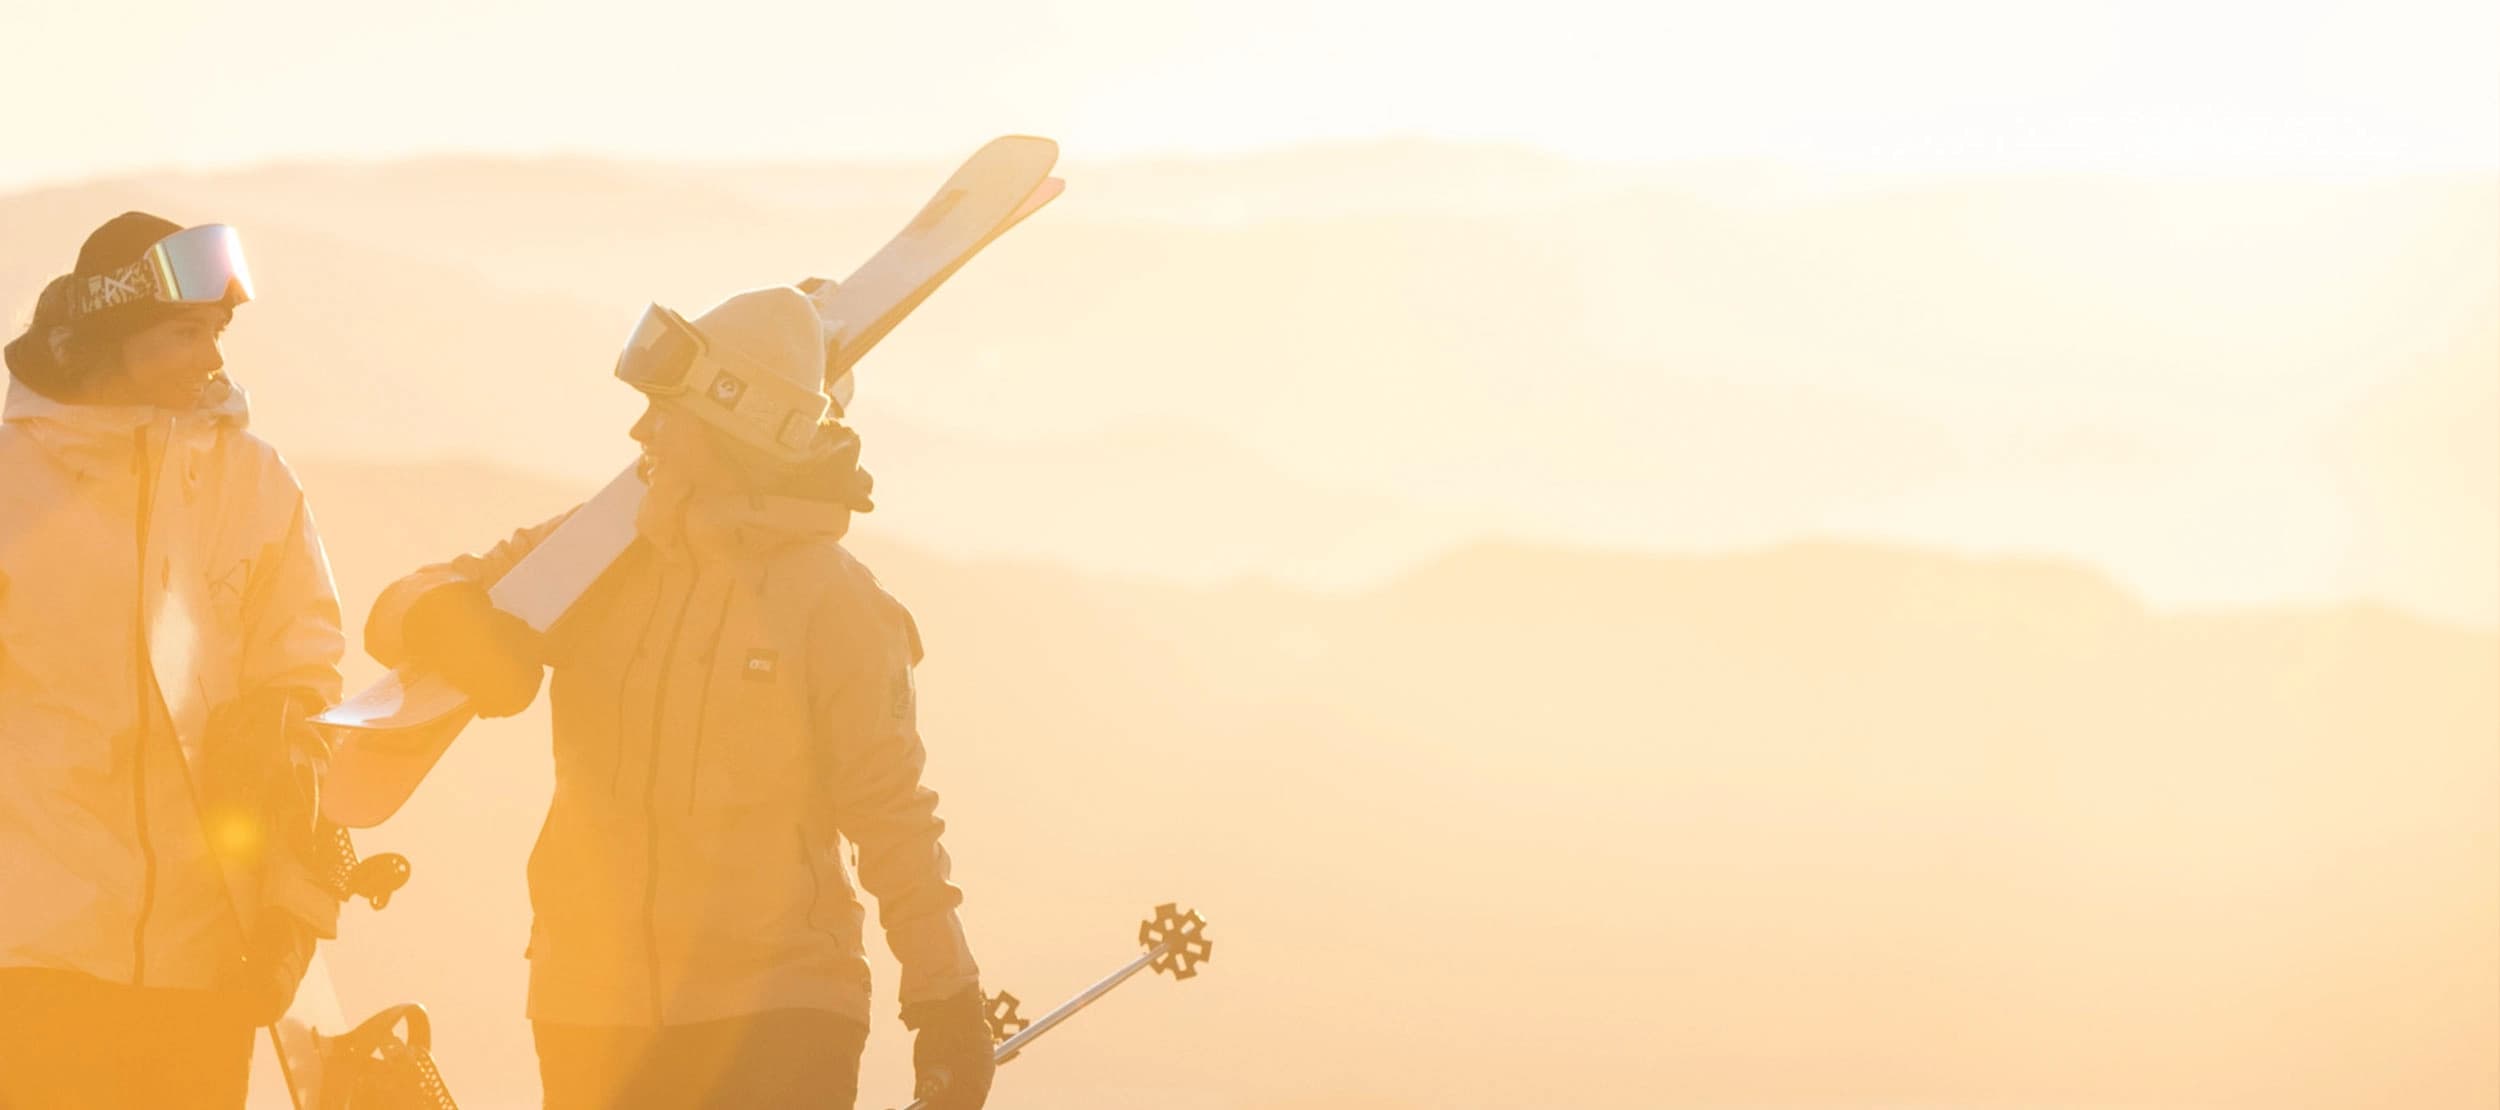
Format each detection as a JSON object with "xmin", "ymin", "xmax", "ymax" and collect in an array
[
  {"xmin": 150, "ymin": 224, "xmax": 254, "ymax": 305},
  {"xmin": 614, "ymin": 306, "xmax": 700, "ymax": 393}
]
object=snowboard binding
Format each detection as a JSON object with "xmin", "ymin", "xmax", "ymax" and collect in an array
[
  {"xmin": 311, "ymin": 822, "xmax": 413, "ymax": 910},
  {"xmin": 272, "ymin": 827, "xmax": 442, "ymax": 1110},
  {"xmin": 316, "ymin": 1004, "xmax": 459, "ymax": 1110}
]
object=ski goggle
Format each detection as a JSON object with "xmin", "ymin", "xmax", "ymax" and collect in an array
[
  {"xmin": 614, "ymin": 303, "xmax": 830, "ymax": 461},
  {"xmin": 71, "ymin": 224, "xmax": 255, "ymax": 318}
]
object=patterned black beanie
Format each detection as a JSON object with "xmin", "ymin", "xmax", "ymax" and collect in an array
[{"xmin": 6, "ymin": 211, "xmax": 189, "ymax": 395}]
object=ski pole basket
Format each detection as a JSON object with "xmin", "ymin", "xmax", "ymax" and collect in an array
[{"xmin": 897, "ymin": 902, "xmax": 1213, "ymax": 1109}]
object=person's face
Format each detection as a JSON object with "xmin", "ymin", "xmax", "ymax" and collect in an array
[
  {"xmin": 629, "ymin": 398, "xmax": 739, "ymax": 494},
  {"xmin": 109, "ymin": 304, "xmax": 231, "ymax": 409}
]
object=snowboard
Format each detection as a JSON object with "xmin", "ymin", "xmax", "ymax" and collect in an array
[
  {"xmin": 314, "ymin": 135, "xmax": 1063, "ymax": 828},
  {"xmin": 251, "ymin": 954, "xmax": 346, "ymax": 1109}
]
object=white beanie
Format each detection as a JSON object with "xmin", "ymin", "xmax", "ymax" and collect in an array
[
  {"xmin": 676, "ymin": 286, "xmax": 833, "ymax": 459},
  {"xmin": 693, "ymin": 286, "xmax": 827, "ymax": 395}
]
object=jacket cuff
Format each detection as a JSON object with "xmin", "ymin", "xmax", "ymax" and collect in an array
[
  {"xmin": 264, "ymin": 853, "xmax": 343, "ymax": 940},
  {"xmin": 889, "ymin": 911, "xmax": 980, "ymax": 1008},
  {"xmin": 364, "ymin": 570, "xmax": 475, "ymax": 668}
]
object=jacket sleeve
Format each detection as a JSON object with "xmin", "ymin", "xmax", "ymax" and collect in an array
[
  {"xmin": 238, "ymin": 465, "xmax": 346, "ymax": 707},
  {"xmin": 813, "ymin": 576, "xmax": 981, "ymax": 1008},
  {"xmin": 364, "ymin": 509, "xmax": 574, "ymax": 668}
]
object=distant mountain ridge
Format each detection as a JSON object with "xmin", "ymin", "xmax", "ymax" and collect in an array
[{"xmin": 6, "ymin": 145, "xmax": 2491, "ymax": 627}]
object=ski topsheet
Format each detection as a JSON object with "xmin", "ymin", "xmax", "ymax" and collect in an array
[
  {"xmin": 818, "ymin": 136, "xmax": 1063, "ymax": 405},
  {"xmin": 313, "ymin": 467, "xmax": 644, "ymax": 733},
  {"xmin": 315, "ymin": 136, "xmax": 1062, "ymax": 829}
]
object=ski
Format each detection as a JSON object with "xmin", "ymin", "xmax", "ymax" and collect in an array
[
  {"xmin": 315, "ymin": 136, "xmax": 1063, "ymax": 828},
  {"xmin": 813, "ymin": 136, "xmax": 1064, "ymax": 403}
]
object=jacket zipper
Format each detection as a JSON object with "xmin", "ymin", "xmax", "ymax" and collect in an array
[
  {"xmin": 608, "ymin": 552, "xmax": 665, "ymax": 798},
  {"xmin": 640, "ymin": 564, "xmax": 702, "ymax": 1023},
  {"xmin": 128, "ymin": 424, "xmax": 159, "ymax": 986},
  {"xmin": 680, "ymin": 587, "xmax": 738, "ymax": 814},
  {"xmin": 797, "ymin": 824, "xmax": 827, "ymax": 936}
]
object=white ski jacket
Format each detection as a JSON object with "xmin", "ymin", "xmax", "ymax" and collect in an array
[{"xmin": 0, "ymin": 376, "xmax": 345, "ymax": 990}]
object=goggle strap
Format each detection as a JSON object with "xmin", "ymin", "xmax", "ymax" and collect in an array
[{"xmin": 71, "ymin": 258, "xmax": 162, "ymax": 318}]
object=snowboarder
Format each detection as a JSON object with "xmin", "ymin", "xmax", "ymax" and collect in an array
[
  {"xmin": 361, "ymin": 286, "xmax": 995, "ymax": 1109},
  {"xmin": 0, "ymin": 213, "xmax": 349, "ymax": 1108}
]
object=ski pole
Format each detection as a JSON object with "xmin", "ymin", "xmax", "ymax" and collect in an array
[{"xmin": 896, "ymin": 902, "xmax": 1211, "ymax": 1110}]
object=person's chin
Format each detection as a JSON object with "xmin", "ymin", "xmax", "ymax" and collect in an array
[{"xmin": 640, "ymin": 458, "xmax": 694, "ymax": 501}]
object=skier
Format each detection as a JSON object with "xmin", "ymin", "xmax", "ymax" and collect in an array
[
  {"xmin": 361, "ymin": 286, "xmax": 995, "ymax": 1109},
  {"xmin": 0, "ymin": 213, "xmax": 349, "ymax": 1108}
]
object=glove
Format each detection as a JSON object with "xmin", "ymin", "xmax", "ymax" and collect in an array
[
  {"xmin": 400, "ymin": 580, "xmax": 543, "ymax": 718},
  {"xmin": 227, "ymin": 910, "xmax": 319, "ymax": 1026},
  {"xmin": 200, "ymin": 689, "xmax": 324, "ymax": 849},
  {"xmin": 202, "ymin": 690, "xmax": 336, "ymax": 1025},
  {"xmin": 902, "ymin": 987, "xmax": 995, "ymax": 1110}
]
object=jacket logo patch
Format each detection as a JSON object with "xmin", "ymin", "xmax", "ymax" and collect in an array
[
  {"xmin": 208, "ymin": 559, "xmax": 252, "ymax": 626},
  {"xmin": 210, "ymin": 560, "xmax": 251, "ymax": 606},
  {"xmin": 743, "ymin": 649, "xmax": 779, "ymax": 682}
]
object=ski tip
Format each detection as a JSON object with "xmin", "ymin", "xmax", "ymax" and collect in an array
[{"xmin": 984, "ymin": 134, "xmax": 1060, "ymax": 159}]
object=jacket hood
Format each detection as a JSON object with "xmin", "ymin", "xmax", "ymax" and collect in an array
[
  {"xmin": 4, "ymin": 372, "xmax": 253, "ymax": 427},
  {"xmin": 3, "ymin": 373, "xmax": 254, "ymax": 477},
  {"xmin": 636, "ymin": 481, "xmax": 852, "ymax": 563}
]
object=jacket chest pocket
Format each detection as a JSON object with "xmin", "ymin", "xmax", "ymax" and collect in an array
[
  {"xmin": 202, "ymin": 558, "xmax": 250, "ymax": 640},
  {"xmin": 545, "ymin": 567, "xmax": 662, "ymax": 794},
  {"xmin": 0, "ymin": 527, "xmax": 133, "ymax": 778},
  {"xmin": 175, "ymin": 479, "xmax": 250, "ymax": 710},
  {"xmin": 686, "ymin": 640, "xmax": 816, "ymax": 815},
  {"xmin": 194, "ymin": 559, "xmax": 251, "ymax": 711}
]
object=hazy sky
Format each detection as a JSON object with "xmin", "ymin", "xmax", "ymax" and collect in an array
[{"xmin": 2, "ymin": 0, "xmax": 2493, "ymax": 190}]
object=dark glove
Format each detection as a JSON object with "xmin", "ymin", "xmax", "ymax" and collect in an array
[
  {"xmin": 227, "ymin": 910, "xmax": 319, "ymax": 1026},
  {"xmin": 902, "ymin": 987, "xmax": 995, "ymax": 1110},
  {"xmin": 401, "ymin": 580, "xmax": 543, "ymax": 718},
  {"xmin": 203, "ymin": 690, "xmax": 333, "ymax": 1026},
  {"xmin": 200, "ymin": 690, "xmax": 322, "ymax": 849}
]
